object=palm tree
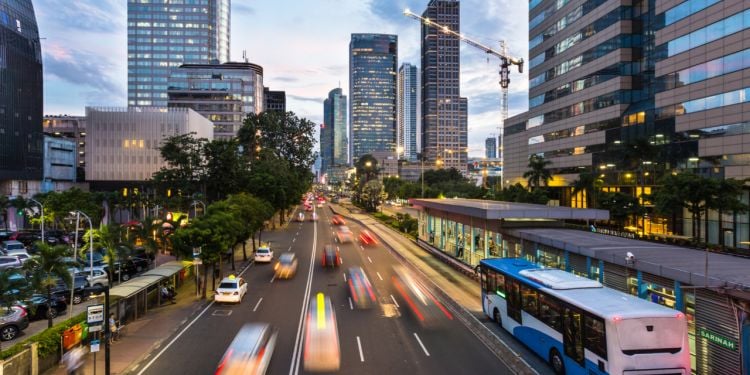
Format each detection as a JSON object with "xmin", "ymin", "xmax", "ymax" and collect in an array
[
  {"xmin": 572, "ymin": 170, "xmax": 604, "ymax": 208},
  {"xmin": 127, "ymin": 217, "xmax": 160, "ymax": 259},
  {"xmin": 24, "ymin": 242, "xmax": 71, "ymax": 328},
  {"xmin": 523, "ymin": 154, "xmax": 553, "ymax": 190},
  {"xmin": 85, "ymin": 224, "xmax": 132, "ymax": 284}
]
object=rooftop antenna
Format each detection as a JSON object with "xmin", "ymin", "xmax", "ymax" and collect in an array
[{"xmin": 242, "ymin": 50, "xmax": 248, "ymax": 63}]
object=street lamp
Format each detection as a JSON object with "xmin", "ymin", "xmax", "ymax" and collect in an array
[
  {"xmin": 70, "ymin": 210, "xmax": 94, "ymax": 281},
  {"xmin": 190, "ymin": 200, "xmax": 206, "ymax": 218},
  {"xmin": 27, "ymin": 198, "xmax": 44, "ymax": 243}
]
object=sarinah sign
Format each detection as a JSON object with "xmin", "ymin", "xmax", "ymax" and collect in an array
[{"xmin": 699, "ymin": 327, "xmax": 737, "ymax": 351}]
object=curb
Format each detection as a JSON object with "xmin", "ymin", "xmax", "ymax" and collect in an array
[{"xmin": 330, "ymin": 205, "xmax": 538, "ymax": 375}]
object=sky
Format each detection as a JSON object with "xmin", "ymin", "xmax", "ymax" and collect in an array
[{"xmin": 36, "ymin": 0, "xmax": 528, "ymax": 157}]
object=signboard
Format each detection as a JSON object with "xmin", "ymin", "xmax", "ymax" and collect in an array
[
  {"xmin": 87, "ymin": 304, "xmax": 104, "ymax": 325},
  {"xmin": 193, "ymin": 247, "xmax": 201, "ymax": 257},
  {"xmin": 699, "ymin": 327, "xmax": 737, "ymax": 351},
  {"xmin": 89, "ymin": 325, "xmax": 102, "ymax": 332},
  {"xmin": 193, "ymin": 258, "xmax": 202, "ymax": 265},
  {"xmin": 90, "ymin": 339, "xmax": 100, "ymax": 353}
]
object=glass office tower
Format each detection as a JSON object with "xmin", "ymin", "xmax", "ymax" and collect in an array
[
  {"xmin": 0, "ymin": 0, "xmax": 43, "ymax": 181},
  {"xmin": 349, "ymin": 34, "xmax": 398, "ymax": 163},
  {"xmin": 398, "ymin": 63, "xmax": 419, "ymax": 162},
  {"xmin": 127, "ymin": 0, "xmax": 230, "ymax": 107}
]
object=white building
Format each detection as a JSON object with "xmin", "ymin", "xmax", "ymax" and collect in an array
[{"xmin": 85, "ymin": 107, "xmax": 213, "ymax": 182}]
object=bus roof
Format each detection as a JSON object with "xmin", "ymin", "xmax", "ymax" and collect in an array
[{"xmin": 481, "ymin": 258, "xmax": 681, "ymax": 319}]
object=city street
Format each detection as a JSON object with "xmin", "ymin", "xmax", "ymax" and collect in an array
[{"xmin": 136, "ymin": 205, "xmax": 511, "ymax": 374}]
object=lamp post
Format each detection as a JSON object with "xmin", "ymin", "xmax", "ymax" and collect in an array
[
  {"xmin": 28, "ymin": 198, "xmax": 44, "ymax": 243},
  {"xmin": 70, "ymin": 210, "xmax": 94, "ymax": 280},
  {"xmin": 190, "ymin": 200, "xmax": 206, "ymax": 218}
]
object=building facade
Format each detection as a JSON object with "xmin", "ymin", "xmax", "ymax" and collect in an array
[
  {"xmin": 41, "ymin": 136, "xmax": 78, "ymax": 193},
  {"xmin": 321, "ymin": 88, "xmax": 348, "ymax": 176},
  {"xmin": 43, "ymin": 115, "xmax": 87, "ymax": 180},
  {"xmin": 85, "ymin": 107, "xmax": 213, "ymax": 183},
  {"xmin": 349, "ymin": 34, "xmax": 398, "ymax": 163},
  {"xmin": 421, "ymin": 0, "xmax": 468, "ymax": 173},
  {"xmin": 264, "ymin": 87, "xmax": 286, "ymax": 113},
  {"xmin": 168, "ymin": 62, "xmax": 263, "ymax": 139},
  {"xmin": 0, "ymin": 0, "xmax": 43, "ymax": 185},
  {"xmin": 485, "ymin": 136, "xmax": 497, "ymax": 159},
  {"xmin": 127, "ymin": 0, "xmax": 230, "ymax": 107},
  {"xmin": 398, "ymin": 63, "xmax": 419, "ymax": 162},
  {"xmin": 504, "ymin": 0, "xmax": 750, "ymax": 247}
]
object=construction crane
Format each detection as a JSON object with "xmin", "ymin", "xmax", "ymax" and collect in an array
[{"xmin": 404, "ymin": 8, "xmax": 523, "ymax": 187}]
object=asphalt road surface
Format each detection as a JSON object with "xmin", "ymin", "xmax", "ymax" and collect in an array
[{"xmin": 137, "ymin": 205, "xmax": 512, "ymax": 375}]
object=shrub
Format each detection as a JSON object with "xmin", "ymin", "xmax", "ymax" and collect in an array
[{"xmin": 1, "ymin": 312, "xmax": 86, "ymax": 360}]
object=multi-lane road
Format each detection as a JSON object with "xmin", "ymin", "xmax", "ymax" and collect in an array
[{"xmin": 137, "ymin": 205, "xmax": 512, "ymax": 374}]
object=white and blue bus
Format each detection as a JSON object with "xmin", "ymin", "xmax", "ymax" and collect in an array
[{"xmin": 480, "ymin": 258, "xmax": 690, "ymax": 375}]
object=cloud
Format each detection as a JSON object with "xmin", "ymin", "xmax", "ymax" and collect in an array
[
  {"xmin": 233, "ymin": 3, "xmax": 255, "ymax": 15},
  {"xmin": 288, "ymin": 94, "xmax": 326, "ymax": 103},
  {"xmin": 36, "ymin": 0, "xmax": 124, "ymax": 33},
  {"xmin": 44, "ymin": 43, "xmax": 123, "ymax": 104}
]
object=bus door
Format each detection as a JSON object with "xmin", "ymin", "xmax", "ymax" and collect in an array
[
  {"xmin": 505, "ymin": 278, "xmax": 522, "ymax": 323},
  {"xmin": 563, "ymin": 307, "xmax": 585, "ymax": 366}
]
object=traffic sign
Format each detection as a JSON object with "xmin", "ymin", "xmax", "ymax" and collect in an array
[
  {"xmin": 193, "ymin": 258, "xmax": 202, "ymax": 265},
  {"xmin": 90, "ymin": 339, "xmax": 100, "ymax": 353},
  {"xmin": 87, "ymin": 304, "xmax": 104, "ymax": 325}
]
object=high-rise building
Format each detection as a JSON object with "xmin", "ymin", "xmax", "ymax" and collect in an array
[
  {"xmin": 485, "ymin": 137, "xmax": 497, "ymax": 159},
  {"xmin": 398, "ymin": 63, "xmax": 419, "ymax": 162},
  {"xmin": 264, "ymin": 87, "xmax": 286, "ymax": 113},
  {"xmin": 421, "ymin": 0, "xmax": 467, "ymax": 172},
  {"xmin": 0, "ymin": 0, "xmax": 43, "ymax": 187},
  {"xmin": 127, "ymin": 0, "xmax": 230, "ymax": 107},
  {"xmin": 168, "ymin": 62, "xmax": 264, "ymax": 139},
  {"xmin": 321, "ymin": 88, "xmax": 347, "ymax": 176},
  {"xmin": 349, "ymin": 34, "xmax": 398, "ymax": 163}
]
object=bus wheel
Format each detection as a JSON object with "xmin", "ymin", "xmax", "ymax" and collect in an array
[
  {"xmin": 493, "ymin": 308, "xmax": 501, "ymax": 327},
  {"xmin": 549, "ymin": 349, "xmax": 565, "ymax": 375}
]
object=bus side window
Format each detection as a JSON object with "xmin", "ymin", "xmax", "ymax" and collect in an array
[
  {"xmin": 563, "ymin": 307, "xmax": 585, "ymax": 365},
  {"xmin": 481, "ymin": 267, "xmax": 489, "ymax": 291},
  {"xmin": 521, "ymin": 284, "xmax": 539, "ymax": 317},
  {"xmin": 495, "ymin": 273, "xmax": 505, "ymax": 297},
  {"xmin": 539, "ymin": 293, "xmax": 562, "ymax": 332},
  {"xmin": 505, "ymin": 278, "xmax": 522, "ymax": 323},
  {"xmin": 584, "ymin": 314, "xmax": 607, "ymax": 359}
]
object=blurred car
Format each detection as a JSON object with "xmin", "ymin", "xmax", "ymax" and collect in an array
[
  {"xmin": 254, "ymin": 246, "xmax": 273, "ymax": 263},
  {"xmin": 0, "ymin": 256, "xmax": 22, "ymax": 271},
  {"xmin": 0, "ymin": 231, "xmax": 11, "ymax": 242},
  {"xmin": 321, "ymin": 245, "xmax": 341, "ymax": 268},
  {"xmin": 128, "ymin": 247, "xmax": 156, "ymax": 262},
  {"xmin": 110, "ymin": 261, "xmax": 138, "ymax": 282},
  {"xmin": 0, "ymin": 306, "xmax": 29, "ymax": 341},
  {"xmin": 214, "ymin": 275, "xmax": 247, "ymax": 304},
  {"xmin": 391, "ymin": 265, "xmax": 453, "ymax": 327},
  {"xmin": 330, "ymin": 215, "xmax": 345, "ymax": 226},
  {"xmin": 5, "ymin": 248, "xmax": 30, "ymax": 264},
  {"xmin": 78, "ymin": 251, "xmax": 105, "ymax": 268},
  {"xmin": 274, "ymin": 253, "xmax": 298, "ymax": 279},
  {"xmin": 215, "ymin": 323, "xmax": 278, "ymax": 375},
  {"xmin": 51, "ymin": 275, "xmax": 90, "ymax": 305},
  {"xmin": 347, "ymin": 267, "xmax": 376, "ymax": 309},
  {"xmin": 303, "ymin": 293, "xmax": 340, "ymax": 372},
  {"xmin": 335, "ymin": 226, "xmax": 353, "ymax": 244},
  {"xmin": 19, "ymin": 295, "xmax": 67, "ymax": 320},
  {"xmin": 9, "ymin": 232, "xmax": 39, "ymax": 248},
  {"xmin": 78, "ymin": 266, "xmax": 109, "ymax": 288},
  {"xmin": 358, "ymin": 230, "xmax": 377, "ymax": 246},
  {"xmin": 1, "ymin": 240, "xmax": 26, "ymax": 254},
  {"xmin": 309, "ymin": 212, "xmax": 318, "ymax": 222},
  {"xmin": 297, "ymin": 212, "xmax": 305, "ymax": 222},
  {"xmin": 304, "ymin": 205, "xmax": 313, "ymax": 212}
]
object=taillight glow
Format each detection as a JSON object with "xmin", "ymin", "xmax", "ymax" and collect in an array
[
  {"xmin": 676, "ymin": 312, "xmax": 684, "ymax": 319},
  {"xmin": 393, "ymin": 277, "xmax": 425, "ymax": 321}
]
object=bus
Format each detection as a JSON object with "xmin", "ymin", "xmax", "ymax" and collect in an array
[{"xmin": 479, "ymin": 258, "xmax": 690, "ymax": 375}]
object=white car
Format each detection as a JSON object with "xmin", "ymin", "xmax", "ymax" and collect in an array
[
  {"xmin": 78, "ymin": 267, "xmax": 109, "ymax": 288},
  {"xmin": 214, "ymin": 275, "xmax": 247, "ymax": 304},
  {"xmin": 254, "ymin": 247, "xmax": 273, "ymax": 263}
]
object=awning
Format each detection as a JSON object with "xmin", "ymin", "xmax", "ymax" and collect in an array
[
  {"xmin": 141, "ymin": 261, "xmax": 187, "ymax": 278},
  {"xmin": 109, "ymin": 275, "xmax": 163, "ymax": 299}
]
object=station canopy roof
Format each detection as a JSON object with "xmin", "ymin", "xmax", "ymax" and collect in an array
[{"xmin": 411, "ymin": 198, "xmax": 610, "ymax": 221}]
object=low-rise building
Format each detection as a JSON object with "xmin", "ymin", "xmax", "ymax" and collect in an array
[{"xmin": 43, "ymin": 115, "xmax": 86, "ymax": 180}]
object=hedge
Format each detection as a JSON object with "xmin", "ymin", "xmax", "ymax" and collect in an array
[{"xmin": 1, "ymin": 311, "xmax": 86, "ymax": 360}]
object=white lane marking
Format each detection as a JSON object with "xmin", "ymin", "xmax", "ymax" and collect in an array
[
  {"xmin": 356, "ymin": 336, "xmax": 365, "ymax": 362},
  {"xmin": 413, "ymin": 333, "xmax": 430, "ymax": 356},
  {"xmin": 137, "ymin": 259, "xmax": 255, "ymax": 375},
  {"xmin": 376, "ymin": 272, "xmax": 383, "ymax": 281},
  {"xmin": 340, "ymin": 257, "xmax": 343, "ymax": 265},
  {"xmin": 367, "ymin": 256, "xmax": 373, "ymax": 264},
  {"xmin": 343, "ymin": 273, "xmax": 347, "ymax": 282},
  {"xmin": 287, "ymin": 246, "xmax": 292, "ymax": 252},
  {"xmin": 360, "ymin": 245, "xmax": 364, "ymax": 251},
  {"xmin": 270, "ymin": 275, "xmax": 275, "ymax": 283},
  {"xmin": 252, "ymin": 298, "xmax": 263, "ymax": 312},
  {"xmin": 348, "ymin": 297, "xmax": 354, "ymax": 310},
  {"xmin": 290, "ymin": 212, "xmax": 318, "ymax": 375},
  {"xmin": 390, "ymin": 294, "xmax": 400, "ymax": 308},
  {"xmin": 292, "ymin": 238, "xmax": 296, "ymax": 243}
]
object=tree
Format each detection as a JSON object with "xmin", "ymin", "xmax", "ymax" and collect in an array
[
  {"xmin": 598, "ymin": 191, "xmax": 642, "ymax": 228},
  {"xmin": 126, "ymin": 217, "xmax": 160, "ymax": 259},
  {"xmin": 571, "ymin": 170, "xmax": 603, "ymax": 208},
  {"xmin": 494, "ymin": 183, "xmax": 549, "ymax": 204},
  {"xmin": 523, "ymin": 154, "xmax": 553, "ymax": 190},
  {"xmin": 651, "ymin": 172, "xmax": 715, "ymax": 241},
  {"xmin": 84, "ymin": 224, "xmax": 132, "ymax": 284},
  {"xmin": 354, "ymin": 155, "xmax": 379, "ymax": 183},
  {"xmin": 23, "ymin": 242, "xmax": 71, "ymax": 328},
  {"xmin": 0, "ymin": 194, "xmax": 10, "ymax": 230},
  {"xmin": 238, "ymin": 111, "xmax": 317, "ymax": 171},
  {"xmin": 360, "ymin": 180, "xmax": 385, "ymax": 212},
  {"xmin": 41, "ymin": 188, "xmax": 104, "ymax": 229},
  {"xmin": 151, "ymin": 133, "xmax": 208, "ymax": 206},
  {"xmin": 707, "ymin": 178, "xmax": 749, "ymax": 247},
  {"xmin": 203, "ymin": 139, "xmax": 250, "ymax": 202}
]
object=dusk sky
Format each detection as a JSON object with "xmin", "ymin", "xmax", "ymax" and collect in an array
[{"xmin": 36, "ymin": 0, "xmax": 528, "ymax": 157}]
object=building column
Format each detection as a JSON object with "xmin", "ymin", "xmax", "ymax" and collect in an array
[
  {"xmin": 674, "ymin": 280, "xmax": 684, "ymax": 311},
  {"xmin": 598, "ymin": 260, "xmax": 604, "ymax": 283},
  {"xmin": 564, "ymin": 251, "xmax": 571, "ymax": 272},
  {"xmin": 484, "ymin": 229, "xmax": 489, "ymax": 259},
  {"xmin": 586, "ymin": 257, "xmax": 592, "ymax": 279}
]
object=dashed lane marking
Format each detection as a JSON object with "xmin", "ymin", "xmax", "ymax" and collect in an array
[
  {"xmin": 414, "ymin": 333, "xmax": 430, "ymax": 356},
  {"xmin": 376, "ymin": 272, "xmax": 383, "ymax": 281},
  {"xmin": 253, "ymin": 298, "xmax": 263, "ymax": 312},
  {"xmin": 390, "ymin": 294, "xmax": 400, "ymax": 308}
]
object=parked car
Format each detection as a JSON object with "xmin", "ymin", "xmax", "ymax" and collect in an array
[
  {"xmin": 9, "ymin": 231, "xmax": 40, "ymax": 248},
  {"xmin": 78, "ymin": 266, "xmax": 109, "ymax": 288},
  {"xmin": 5, "ymin": 248, "xmax": 30, "ymax": 263},
  {"xmin": 1, "ymin": 240, "xmax": 26, "ymax": 254},
  {"xmin": 129, "ymin": 247, "xmax": 156, "ymax": 262},
  {"xmin": 0, "ymin": 231, "xmax": 12, "ymax": 242},
  {"xmin": 0, "ymin": 255, "xmax": 22, "ymax": 271},
  {"xmin": 18, "ymin": 295, "xmax": 67, "ymax": 320},
  {"xmin": 51, "ymin": 275, "xmax": 90, "ymax": 305},
  {"xmin": 0, "ymin": 306, "xmax": 29, "ymax": 341}
]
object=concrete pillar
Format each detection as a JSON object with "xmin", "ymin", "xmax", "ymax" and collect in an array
[
  {"xmin": 484, "ymin": 229, "xmax": 489, "ymax": 259},
  {"xmin": 31, "ymin": 342, "xmax": 38, "ymax": 375}
]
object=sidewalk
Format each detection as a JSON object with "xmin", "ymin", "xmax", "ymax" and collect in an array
[{"xmin": 44, "ymin": 240, "xmax": 256, "ymax": 375}]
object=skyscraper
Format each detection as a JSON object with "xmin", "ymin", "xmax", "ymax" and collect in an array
[
  {"xmin": 168, "ymin": 62, "xmax": 264, "ymax": 139},
  {"xmin": 127, "ymin": 0, "xmax": 230, "ymax": 107},
  {"xmin": 264, "ymin": 88, "xmax": 286, "ymax": 113},
  {"xmin": 485, "ymin": 137, "xmax": 496, "ymax": 159},
  {"xmin": 349, "ymin": 34, "xmax": 398, "ymax": 163},
  {"xmin": 0, "ymin": 0, "xmax": 43, "ymax": 184},
  {"xmin": 421, "ymin": 0, "xmax": 467, "ymax": 173},
  {"xmin": 321, "ymin": 88, "xmax": 347, "ymax": 176},
  {"xmin": 398, "ymin": 63, "xmax": 418, "ymax": 162}
]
